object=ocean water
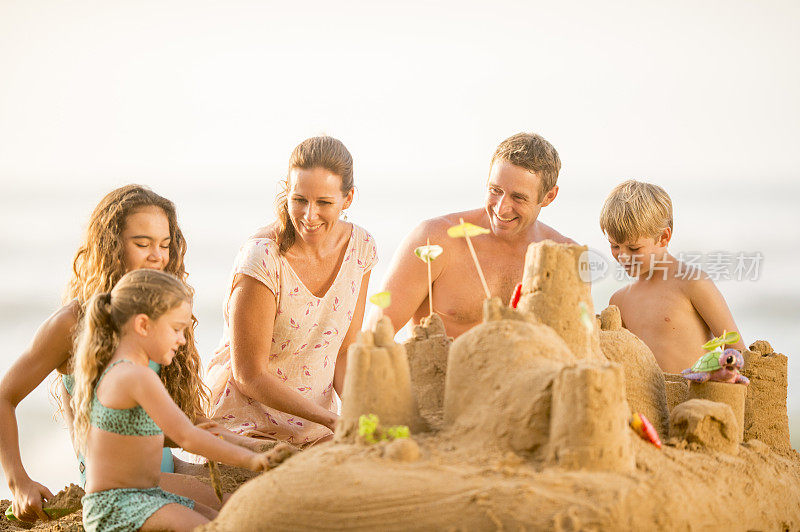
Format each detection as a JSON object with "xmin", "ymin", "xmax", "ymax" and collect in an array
[{"xmin": 1, "ymin": 177, "xmax": 798, "ymax": 499}]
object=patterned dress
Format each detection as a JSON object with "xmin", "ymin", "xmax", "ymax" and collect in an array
[{"xmin": 207, "ymin": 224, "xmax": 378, "ymax": 445}]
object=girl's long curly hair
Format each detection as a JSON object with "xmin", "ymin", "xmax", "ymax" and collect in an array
[
  {"xmin": 64, "ymin": 185, "xmax": 209, "ymax": 420},
  {"xmin": 72, "ymin": 269, "xmax": 192, "ymax": 452}
]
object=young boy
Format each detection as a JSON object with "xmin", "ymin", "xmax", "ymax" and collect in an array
[{"xmin": 599, "ymin": 180, "xmax": 745, "ymax": 374}]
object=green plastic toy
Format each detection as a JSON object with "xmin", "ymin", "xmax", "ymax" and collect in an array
[
  {"xmin": 357, "ymin": 414, "xmax": 410, "ymax": 444},
  {"xmin": 5, "ymin": 504, "xmax": 75, "ymax": 523}
]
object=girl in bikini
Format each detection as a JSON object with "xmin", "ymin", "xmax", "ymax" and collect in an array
[
  {"xmin": 73, "ymin": 269, "xmax": 291, "ymax": 531},
  {"xmin": 0, "ymin": 185, "xmax": 221, "ymax": 522}
]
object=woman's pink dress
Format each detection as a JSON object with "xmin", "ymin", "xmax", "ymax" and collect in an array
[{"xmin": 206, "ymin": 224, "xmax": 377, "ymax": 445}]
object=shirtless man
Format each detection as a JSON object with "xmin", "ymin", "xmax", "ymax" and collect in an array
[{"xmin": 378, "ymin": 132, "xmax": 575, "ymax": 338}]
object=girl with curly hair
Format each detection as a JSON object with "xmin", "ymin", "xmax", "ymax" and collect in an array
[{"xmin": 0, "ymin": 185, "xmax": 220, "ymax": 523}]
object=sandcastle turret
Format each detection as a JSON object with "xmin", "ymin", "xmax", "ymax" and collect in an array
[
  {"xmin": 548, "ymin": 362, "xmax": 635, "ymax": 471},
  {"xmin": 741, "ymin": 341, "xmax": 792, "ymax": 453},
  {"xmin": 336, "ymin": 317, "xmax": 424, "ymax": 442},
  {"xmin": 517, "ymin": 241, "xmax": 604, "ymax": 361},
  {"xmin": 403, "ymin": 313, "xmax": 451, "ymax": 426}
]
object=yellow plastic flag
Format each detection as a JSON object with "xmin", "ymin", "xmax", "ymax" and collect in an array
[
  {"xmin": 447, "ymin": 222, "xmax": 490, "ymax": 238},
  {"xmin": 702, "ymin": 331, "xmax": 740, "ymax": 351},
  {"xmin": 369, "ymin": 291, "xmax": 391, "ymax": 309},
  {"xmin": 414, "ymin": 244, "xmax": 443, "ymax": 263}
]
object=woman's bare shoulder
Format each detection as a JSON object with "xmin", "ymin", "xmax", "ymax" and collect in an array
[{"xmin": 251, "ymin": 223, "xmax": 279, "ymax": 240}]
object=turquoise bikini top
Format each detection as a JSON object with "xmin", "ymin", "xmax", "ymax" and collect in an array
[
  {"xmin": 90, "ymin": 360, "xmax": 163, "ymax": 436},
  {"xmin": 62, "ymin": 360, "xmax": 161, "ymax": 396}
]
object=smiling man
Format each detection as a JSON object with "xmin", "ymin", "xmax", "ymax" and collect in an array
[{"xmin": 376, "ymin": 132, "xmax": 576, "ymax": 339}]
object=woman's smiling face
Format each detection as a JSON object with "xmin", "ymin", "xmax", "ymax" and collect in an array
[{"xmin": 287, "ymin": 167, "xmax": 353, "ymax": 245}]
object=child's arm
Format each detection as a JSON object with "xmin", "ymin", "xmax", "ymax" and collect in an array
[
  {"xmin": 0, "ymin": 304, "xmax": 76, "ymax": 522},
  {"xmin": 130, "ymin": 369, "xmax": 292, "ymax": 471},
  {"xmin": 685, "ymin": 275, "xmax": 746, "ymax": 351}
]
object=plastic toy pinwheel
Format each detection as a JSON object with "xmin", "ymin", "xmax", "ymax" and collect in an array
[
  {"xmin": 414, "ymin": 239, "xmax": 444, "ymax": 317},
  {"xmin": 702, "ymin": 330, "xmax": 741, "ymax": 352},
  {"xmin": 447, "ymin": 219, "xmax": 491, "ymax": 299}
]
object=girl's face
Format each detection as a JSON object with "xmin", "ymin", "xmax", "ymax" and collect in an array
[
  {"xmin": 287, "ymin": 167, "xmax": 353, "ymax": 245},
  {"xmin": 121, "ymin": 206, "xmax": 171, "ymax": 272},
  {"xmin": 144, "ymin": 301, "xmax": 192, "ymax": 366}
]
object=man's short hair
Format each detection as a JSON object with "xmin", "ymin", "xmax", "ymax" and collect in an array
[
  {"xmin": 599, "ymin": 180, "xmax": 673, "ymax": 242},
  {"xmin": 491, "ymin": 133, "xmax": 561, "ymax": 200}
]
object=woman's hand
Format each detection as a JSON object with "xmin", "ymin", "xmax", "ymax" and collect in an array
[
  {"xmin": 322, "ymin": 411, "xmax": 339, "ymax": 432},
  {"xmin": 10, "ymin": 478, "xmax": 53, "ymax": 523}
]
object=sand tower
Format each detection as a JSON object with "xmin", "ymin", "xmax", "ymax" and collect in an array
[
  {"xmin": 548, "ymin": 362, "xmax": 635, "ymax": 471},
  {"xmin": 403, "ymin": 313, "xmax": 451, "ymax": 427},
  {"xmin": 336, "ymin": 317, "xmax": 424, "ymax": 441},
  {"xmin": 516, "ymin": 241, "xmax": 604, "ymax": 362},
  {"xmin": 742, "ymin": 341, "xmax": 792, "ymax": 453}
]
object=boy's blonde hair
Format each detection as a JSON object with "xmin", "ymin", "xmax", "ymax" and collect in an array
[
  {"xmin": 491, "ymin": 133, "xmax": 561, "ymax": 201},
  {"xmin": 71, "ymin": 269, "xmax": 192, "ymax": 452},
  {"xmin": 599, "ymin": 180, "xmax": 673, "ymax": 242}
]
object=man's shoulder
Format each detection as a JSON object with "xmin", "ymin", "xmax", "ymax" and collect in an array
[
  {"xmin": 534, "ymin": 221, "xmax": 577, "ymax": 245},
  {"xmin": 409, "ymin": 209, "xmax": 485, "ymax": 241}
]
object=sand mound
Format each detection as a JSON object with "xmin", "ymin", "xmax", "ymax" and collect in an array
[
  {"xmin": 200, "ymin": 431, "xmax": 800, "ymax": 531},
  {"xmin": 599, "ymin": 305, "xmax": 670, "ymax": 439},
  {"xmin": 687, "ymin": 380, "xmax": 747, "ymax": 442},
  {"xmin": 670, "ymin": 399, "xmax": 740, "ymax": 455},
  {"xmin": 192, "ymin": 241, "xmax": 800, "ymax": 530},
  {"xmin": 443, "ymin": 298, "xmax": 573, "ymax": 455}
]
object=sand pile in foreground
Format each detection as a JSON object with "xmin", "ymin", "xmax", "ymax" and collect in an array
[
  {"xmin": 4, "ymin": 241, "xmax": 797, "ymax": 531},
  {"xmin": 200, "ymin": 241, "xmax": 800, "ymax": 531}
]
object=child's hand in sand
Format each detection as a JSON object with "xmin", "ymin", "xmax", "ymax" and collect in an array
[
  {"xmin": 11, "ymin": 479, "xmax": 53, "ymax": 523},
  {"xmin": 247, "ymin": 443, "xmax": 298, "ymax": 472}
]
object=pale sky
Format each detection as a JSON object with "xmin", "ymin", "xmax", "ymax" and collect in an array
[
  {"xmin": 1, "ymin": 0, "xmax": 800, "ymax": 497},
  {"xmin": 1, "ymin": 0, "xmax": 798, "ymax": 190}
]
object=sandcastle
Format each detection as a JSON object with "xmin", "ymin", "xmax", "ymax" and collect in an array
[{"xmin": 194, "ymin": 240, "xmax": 799, "ymax": 531}]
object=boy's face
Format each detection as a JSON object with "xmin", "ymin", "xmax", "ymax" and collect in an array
[{"xmin": 608, "ymin": 229, "xmax": 670, "ymax": 279}]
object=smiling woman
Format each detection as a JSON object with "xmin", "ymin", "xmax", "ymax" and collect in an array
[{"xmin": 206, "ymin": 136, "xmax": 377, "ymax": 447}]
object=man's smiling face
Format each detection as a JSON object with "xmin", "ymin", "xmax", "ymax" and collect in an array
[{"xmin": 485, "ymin": 160, "xmax": 557, "ymax": 239}]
